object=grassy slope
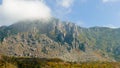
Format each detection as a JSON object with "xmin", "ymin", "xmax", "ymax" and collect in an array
[{"xmin": 0, "ymin": 56, "xmax": 120, "ymax": 68}]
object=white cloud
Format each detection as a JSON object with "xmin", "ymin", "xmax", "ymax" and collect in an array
[
  {"xmin": 57, "ymin": 0, "xmax": 74, "ymax": 8},
  {"xmin": 53, "ymin": 0, "xmax": 74, "ymax": 20},
  {"xmin": 0, "ymin": 0, "xmax": 51, "ymax": 25},
  {"xmin": 102, "ymin": 0, "xmax": 120, "ymax": 3},
  {"xmin": 103, "ymin": 24, "xmax": 118, "ymax": 28}
]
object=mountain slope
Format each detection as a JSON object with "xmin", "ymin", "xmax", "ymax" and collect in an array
[{"xmin": 0, "ymin": 19, "xmax": 119, "ymax": 62}]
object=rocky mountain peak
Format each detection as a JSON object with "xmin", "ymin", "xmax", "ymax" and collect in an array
[{"xmin": 0, "ymin": 18, "xmax": 120, "ymax": 62}]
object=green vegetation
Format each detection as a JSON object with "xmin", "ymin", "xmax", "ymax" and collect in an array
[
  {"xmin": 0, "ymin": 56, "xmax": 120, "ymax": 68},
  {"xmin": 0, "ymin": 19, "xmax": 120, "ymax": 62}
]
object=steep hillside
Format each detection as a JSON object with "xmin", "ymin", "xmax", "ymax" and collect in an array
[{"xmin": 0, "ymin": 18, "xmax": 119, "ymax": 62}]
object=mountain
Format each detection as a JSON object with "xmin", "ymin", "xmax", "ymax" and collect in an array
[{"xmin": 0, "ymin": 18, "xmax": 120, "ymax": 62}]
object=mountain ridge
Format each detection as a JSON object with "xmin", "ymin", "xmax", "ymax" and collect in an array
[{"xmin": 0, "ymin": 19, "xmax": 119, "ymax": 62}]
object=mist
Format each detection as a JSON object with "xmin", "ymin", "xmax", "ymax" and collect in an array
[{"xmin": 0, "ymin": 0, "xmax": 51, "ymax": 25}]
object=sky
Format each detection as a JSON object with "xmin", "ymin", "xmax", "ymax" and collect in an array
[
  {"xmin": 0, "ymin": 0, "xmax": 120, "ymax": 28},
  {"xmin": 0, "ymin": 0, "xmax": 2, "ymax": 4}
]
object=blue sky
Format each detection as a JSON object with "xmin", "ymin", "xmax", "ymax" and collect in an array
[
  {"xmin": 0, "ymin": 0, "xmax": 2, "ymax": 4},
  {"xmin": 45, "ymin": 0, "xmax": 120, "ymax": 28},
  {"xmin": 0, "ymin": 0, "xmax": 120, "ymax": 28}
]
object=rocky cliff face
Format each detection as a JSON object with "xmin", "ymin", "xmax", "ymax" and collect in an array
[{"xmin": 0, "ymin": 18, "xmax": 119, "ymax": 62}]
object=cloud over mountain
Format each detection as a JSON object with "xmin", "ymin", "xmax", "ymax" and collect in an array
[{"xmin": 0, "ymin": 0, "xmax": 51, "ymax": 25}]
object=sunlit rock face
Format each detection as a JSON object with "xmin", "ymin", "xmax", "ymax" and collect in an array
[{"xmin": 0, "ymin": 18, "xmax": 119, "ymax": 62}]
